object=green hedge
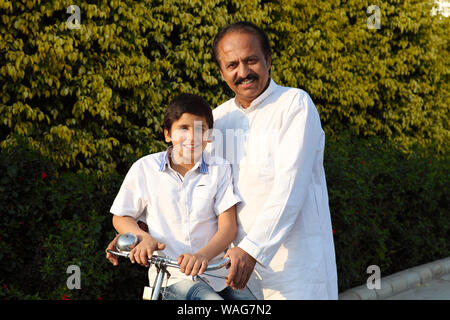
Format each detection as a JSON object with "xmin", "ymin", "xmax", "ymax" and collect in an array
[
  {"xmin": 0, "ymin": 137, "xmax": 147, "ymax": 299},
  {"xmin": 1, "ymin": 0, "xmax": 448, "ymax": 299},
  {"xmin": 325, "ymin": 133, "xmax": 449, "ymax": 290},
  {"xmin": 0, "ymin": 136, "xmax": 448, "ymax": 299},
  {"xmin": 1, "ymin": 0, "xmax": 448, "ymax": 175}
]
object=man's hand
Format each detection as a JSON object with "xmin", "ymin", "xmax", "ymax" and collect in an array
[
  {"xmin": 224, "ymin": 247, "xmax": 256, "ymax": 290},
  {"xmin": 105, "ymin": 234, "xmax": 120, "ymax": 266}
]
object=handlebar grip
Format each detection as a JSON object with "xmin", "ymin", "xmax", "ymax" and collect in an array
[{"xmin": 107, "ymin": 250, "xmax": 230, "ymax": 271}]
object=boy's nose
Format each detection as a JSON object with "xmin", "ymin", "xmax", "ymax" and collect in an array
[
  {"xmin": 184, "ymin": 128, "xmax": 202, "ymax": 143},
  {"xmin": 183, "ymin": 129, "xmax": 193, "ymax": 141}
]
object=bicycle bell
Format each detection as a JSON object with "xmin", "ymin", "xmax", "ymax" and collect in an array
[{"xmin": 116, "ymin": 232, "xmax": 138, "ymax": 253}]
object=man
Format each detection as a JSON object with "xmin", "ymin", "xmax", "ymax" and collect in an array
[
  {"xmin": 209, "ymin": 22, "xmax": 338, "ymax": 300},
  {"xmin": 107, "ymin": 21, "xmax": 338, "ymax": 300}
]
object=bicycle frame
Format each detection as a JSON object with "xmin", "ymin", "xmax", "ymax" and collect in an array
[{"xmin": 107, "ymin": 233, "xmax": 230, "ymax": 300}]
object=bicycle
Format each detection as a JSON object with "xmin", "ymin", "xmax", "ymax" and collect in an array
[{"xmin": 107, "ymin": 232, "xmax": 230, "ymax": 300}]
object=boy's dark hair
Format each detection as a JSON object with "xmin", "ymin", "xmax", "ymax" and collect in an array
[
  {"xmin": 212, "ymin": 21, "xmax": 272, "ymax": 68},
  {"xmin": 163, "ymin": 93, "xmax": 213, "ymax": 133}
]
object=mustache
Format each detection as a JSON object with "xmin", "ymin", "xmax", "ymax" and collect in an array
[{"xmin": 234, "ymin": 73, "xmax": 259, "ymax": 85}]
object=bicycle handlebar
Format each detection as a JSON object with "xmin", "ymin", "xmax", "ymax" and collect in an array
[
  {"xmin": 107, "ymin": 233, "xmax": 230, "ymax": 300},
  {"xmin": 107, "ymin": 249, "xmax": 230, "ymax": 271}
]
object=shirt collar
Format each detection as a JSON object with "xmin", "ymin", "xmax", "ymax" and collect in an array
[
  {"xmin": 233, "ymin": 78, "xmax": 277, "ymax": 112},
  {"xmin": 159, "ymin": 147, "xmax": 209, "ymax": 174}
]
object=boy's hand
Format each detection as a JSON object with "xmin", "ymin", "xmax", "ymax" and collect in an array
[
  {"xmin": 129, "ymin": 234, "xmax": 165, "ymax": 267},
  {"xmin": 177, "ymin": 253, "xmax": 209, "ymax": 276},
  {"xmin": 105, "ymin": 234, "xmax": 120, "ymax": 266}
]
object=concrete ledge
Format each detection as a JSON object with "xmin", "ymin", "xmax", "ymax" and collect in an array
[{"xmin": 338, "ymin": 256, "xmax": 450, "ymax": 300}]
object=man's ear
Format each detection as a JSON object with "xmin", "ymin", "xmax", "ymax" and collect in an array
[
  {"xmin": 164, "ymin": 128, "xmax": 171, "ymax": 143},
  {"xmin": 265, "ymin": 54, "xmax": 272, "ymax": 71}
]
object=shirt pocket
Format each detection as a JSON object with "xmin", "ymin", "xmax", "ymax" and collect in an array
[{"xmin": 190, "ymin": 186, "xmax": 216, "ymax": 220}]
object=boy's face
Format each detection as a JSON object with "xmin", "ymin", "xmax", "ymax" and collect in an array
[{"xmin": 164, "ymin": 113, "xmax": 211, "ymax": 165}]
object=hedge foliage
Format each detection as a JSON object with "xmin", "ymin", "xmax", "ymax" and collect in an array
[
  {"xmin": 0, "ymin": 137, "xmax": 147, "ymax": 299},
  {"xmin": 325, "ymin": 133, "xmax": 449, "ymax": 290},
  {"xmin": 0, "ymin": 135, "xmax": 448, "ymax": 299},
  {"xmin": 0, "ymin": 0, "xmax": 448, "ymax": 175},
  {"xmin": 0, "ymin": 0, "xmax": 449, "ymax": 300}
]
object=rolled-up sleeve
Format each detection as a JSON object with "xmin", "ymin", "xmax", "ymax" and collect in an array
[
  {"xmin": 110, "ymin": 160, "xmax": 149, "ymax": 219},
  {"xmin": 238, "ymin": 91, "xmax": 324, "ymax": 267},
  {"xmin": 214, "ymin": 162, "xmax": 241, "ymax": 215}
]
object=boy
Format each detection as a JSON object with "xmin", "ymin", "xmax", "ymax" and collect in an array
[{"xmin": 108, "ymin": 93, "xmax": 256, "ymax": 300}]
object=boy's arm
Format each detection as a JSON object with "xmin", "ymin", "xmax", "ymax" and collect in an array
[
  {"xmin": 196, "ymin": 205, "xmax": 237, "ymax": 260},
  {"xmin": 105, "ymin": 219, "xmax": 148, "ymax": 266},
  {"xmin": 112, "ymin": 215, "xmax": 165, "ymax": 267},
  {"xmin": 178, "ymin": 205, "xmax": 237, "ymax": 276},
  {"xmin": 112, "ymin": 215, "xmax": 150, "ymax": 239}
]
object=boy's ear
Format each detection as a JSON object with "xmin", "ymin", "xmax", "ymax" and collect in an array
[{"xmin": 164, "ymin": 128, "xmax": 171, "ymax": 143}]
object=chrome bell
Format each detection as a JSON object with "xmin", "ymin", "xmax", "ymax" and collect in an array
[{"xmin": 115, "ymin": 232, "xmax": 138, "ymax": 253}]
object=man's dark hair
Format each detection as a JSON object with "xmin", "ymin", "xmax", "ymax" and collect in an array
[
  {"xmin": 212, "ymin": 21, "xmax": 272, "ymax": 68},
  {"xmin": 163, "ymin": 93, "xmax": 213, "ymax": 133}
]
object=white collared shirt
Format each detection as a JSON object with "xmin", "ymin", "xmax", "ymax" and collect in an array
[
  {"xmin": 210, "ymin": 79, "xmax": 338, "ymax": 299},
  {"xmin": 110, "ymin": 149, "xmax": 241, "ymax": 291}
]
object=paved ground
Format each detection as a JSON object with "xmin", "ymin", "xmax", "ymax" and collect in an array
[
  {"xmin": 339, "ymin": 257, "xmax": 450, "ymax": 300},
  {"xmin": 386, "ymin": 273, "xmax": 450, "ymax": 300}
]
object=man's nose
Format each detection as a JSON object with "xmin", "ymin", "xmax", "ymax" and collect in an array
[{"xmin": 237, "ymin": 62, "xmax": 250, "ymax": 79}]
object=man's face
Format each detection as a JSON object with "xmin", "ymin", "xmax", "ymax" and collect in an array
[{"xmin": 216, "ymin": 32, "xmax": 271, "ymax": 108}]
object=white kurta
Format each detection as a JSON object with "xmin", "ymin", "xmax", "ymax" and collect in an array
[{"xmin": 209, "ymin": 79, "xmax": 338, "ymax": 300}]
